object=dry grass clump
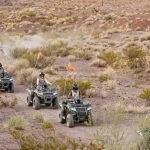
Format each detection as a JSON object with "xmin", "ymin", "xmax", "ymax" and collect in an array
[
  {"xmin": 112, "ymin": 102, "xmax": 150, "ymax": 114},
  {"xmin": 7, "ymin": 115, "xmax": 26, "ymax": 130},
  {"xmin": 9, "ymin": 121, "xmax": 104, "ymax": 150},
  {"xmin": 56, "ymin": 48, "xmax": 70, "ymax": 57},
  {"xmin": 100, "ymin": 89, "xmax": 107, "ymax": 99},
  {"xmin": 15, "ymin": 59, "xmax": 30, "ymax": 70},
  {"xmin": 99, "ymin": 67, "xmax": 115, "ymax": 82},
  {"xmin": 91, "ymin": 59, "xmax": 107, "ymax": 68},
  {"xmin": 16, "ymin": 68, "xmax": 39, "ymax": 86},
  {"xmin": 98, "ymin": 51, "xmax": 118, "ymax": 67},
  {"xmin": 11, "ymin": 48, "xmax": 28, "ymax": 59},
  {"xmin": 71, "ymin": 49, "xmax": 92, "ymax": 60},
  {"xmin": 104, "ymin": 80, "xmax": 117, "ymax": 90},
  {"xmin": 68, "ymin": 55, "xmax": 77, "ymax": 61},
  {"xmin": 139, "ymin": 88, "xmax": 150, "ymax": 107},
  {"xmin": 0, "ymin": 95, "xmax": 18, "ymax": 108},
  {"xmin": 33, "ymin": 113, "xmax": 44, "ymax": 123},
  {"xmin": 123, "ymin": 44, "xmax": 146, "ymax": 69},
  {"xmin": 140, "ymin": 34, "xmax": 150, "ymax": 42},
  {"xmin": 86, "ymin": 88, "xmax": 97, "ymax": 98}
]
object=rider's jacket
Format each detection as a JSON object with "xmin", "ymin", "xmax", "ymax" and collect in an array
[{"xmin": 0, "ymin": 67, "xmax": 4, "ymax": 75}]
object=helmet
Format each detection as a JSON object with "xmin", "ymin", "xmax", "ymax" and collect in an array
[
  {"xmin": 0, "ymin": 63, "xmax": 2, "ymax": 68},
  {"xmin": 72, "ymin": 84, "xmax": 78, "ymax": 91},
  {"xmin": 39, "ymin": 72, "xmax": 45, "ymax": 78}
]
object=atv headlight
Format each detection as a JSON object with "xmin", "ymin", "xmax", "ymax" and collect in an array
[
  {"xmin": 87, "ymin": 107, "xmax": 92, "ymax": 111},
  {"xmin": 10, "ymin": 79, "xmax": 13, "ymax": 82},
  {"xmin": 71, "ymin": 107, "xmax": 76, "ymax": 111},
  {"xmin": 53, "ymin": 92, "xmax": 57, "ymax": 96}
]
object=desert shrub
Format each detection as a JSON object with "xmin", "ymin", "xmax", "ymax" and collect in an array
[
  {"xmin": 99, "ymin": 74, "xmax": 110, "ymax": 82},
  {"xmin": 9, "ymin": 122, "xmax": 104, "ymax": 150},
  {"xmin": 11, "ymin": 48, "xmax": 28, "ymax": 58},
  {"xmin": 0, "ymin": 95, "xmax": 18, "ymax": 108},
  {"xmin": 43, "ymin": 19, "xmax": 54, "ymax": 26},
  {"xmin": 57, "ymin": 78, "xmax": 92, "ymax": 95},
  {"xmin": 86, "ymin": 88, "xmax": 97, "ymax": 98},
  {"xmin": 8, "ymin": 115, "xmax": 26, "ymax": 130},
  {"xmin": 68, "ymin": 55, "xmax": 77, "ymax": 61},
  {"xmin": 139, "ymin": 88, "xmax": 150, "ymax": 107},
  {"xmin": 56, "ymin": 48, "xmax": 70, "ymax": 57},
  {"xmin": 99, "ymin": 67, "xmax": 115, "ymax": 82},
  {"xmin": 140, "ymin": 34, "xmax": 150, "ymax": 42},
  {"xmin": 41, "ymin": 25, "xmax": 48, "ymax": 32},
  {"xmin": 123, "ymin": 45, "xmax": 146, "ymax": 68},
  {"xmin": 33, "ymin": 113, "xmax": 44, "ymax": 123},
  {"xmin": 16, "ymin": 68, "xmax": 39, "ymax": 85},
  {"xmin": 91, "ymin": 59, "xmax": 107, "ymax": 68},
  {"xmin": 15, "ymin": 59, "xmax": 30, "ymax": 70},
  {"xmin": 71, "ymin": 49, "xmax": 92, "ymax": 60},
  {"xmin": 21, "ymin": 10, "xmax": 36, "ymax": 17},
  {"xmin": 104, "ymin": 80, "xmax": 117, "ymax": 90},
  {"xmin": 98, "ymin": 51, "xmax": 117, "ymax": 66}
]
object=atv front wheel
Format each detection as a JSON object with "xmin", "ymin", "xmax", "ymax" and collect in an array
[
  {"xmin": 87, "ymin": 112, "xmax": 94, "ymax": 126},
  {"xmin": 66, "ymin": 114, "xmax": 74, "ymax": 128},
  {"xmin": 10, "ymin": 83, "xmax": 15, "ymax": 93},
  {"xmin": 52, "ymin": 98, "xmax": 59, "ymax": 109},
  {"xmin": 27, "ymin": 96, "xmax": 32, "ymax": 106},
  {"xmin": 59, "ymin": 111, "xmax": 66, "ymax": 124},
  {"xmin": 33, "ymin": 96, "xmax": 40, "ymax": 110}
]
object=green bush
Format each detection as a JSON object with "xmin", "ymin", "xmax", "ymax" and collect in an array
[
  {"xmin": 57, "ymin": 78, "xmax": 92, "ymax": 95},
  {"xmin": 9, "ymin": 121, "xmax": 104, "ymax": 150},
  {"xmin": 99, "ymin": 51, "xmax": 117, "ymax": 66},
  {"xmin": 8, "ymin": 115, "xmax": 26, "ymax": 130},
  {"xmin": 139, "ymin": 88, "xmax": 150, "ymax": 106},
  {"xmin": 99, "ymin": 74, "xmax": 109, "ymax": 82},
  {"xmin": 123, "ymin": 45, "xmax": 146, "ymax": 68},
  {"xmin": 11, "ymin": 48, "xmax": 28, "ymax": 58},
  {"xmin": 33, "ymin": 113, "xmax": 44, "ymax": 123}
]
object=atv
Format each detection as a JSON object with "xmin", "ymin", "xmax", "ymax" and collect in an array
[
  {"xmin": 0, "ymin": 72, "xmax": 15, "ymax": 93},
  {"xmin": 27, "ymin": 86, "xmax": 58, "ymax": 110},
  {"xmin": 59, "ymin": 98, "xmax": 93, "ymax": 128}
]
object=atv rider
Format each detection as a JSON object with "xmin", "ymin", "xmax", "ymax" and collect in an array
[
  {"xmin": 0, "ymin": 63, "xmax": 4, "ymax": 78},
  {"xmin": 37, "ymin": 72, "xmax": 52, "ymax": 90},
  {"xmin": 68, "ymin": 84, "xmax": 82, "ymax": 100}
]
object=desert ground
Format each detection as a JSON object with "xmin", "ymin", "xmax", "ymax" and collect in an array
[{"xmin": 0, "ymin": 0, "xmax": 150, "ymax": 150}]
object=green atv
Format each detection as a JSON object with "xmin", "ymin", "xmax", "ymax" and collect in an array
[
  {"xmin": 27, "ymin": 86, "xmax": 58, "ymax": 110},
  {"xmin": 0, "ymin": 72, "xmax": 15, "ymax": 93}
]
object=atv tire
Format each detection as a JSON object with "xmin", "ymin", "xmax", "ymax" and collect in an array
[
  {"xmin": 46, "ymin": 104, "xmax": 50, "ymax": 106},
  {"xmin": 87, "ymin": 112, "xmax": 94, "ymax": 126},
  {"xmin": 66, "ymin": 114, "xmax": 74, "ymax": 128},
  {"xmin": 33, "ymin": 96, "xmax": 40, "ymax": 110},
  {"xmin": 27, "ymin": 96, "xmax": 32, "ymax": 106},
  {"xmin": 10, "ymin": 83, "xmax": 15, "ymax": 93},
  {"xmin": 59, "ymin": 111, "xmax": 66, "ymax": 124},
  {"xmin": 52, "ymin": 98, "xmax": 59, "ymax": 109}
]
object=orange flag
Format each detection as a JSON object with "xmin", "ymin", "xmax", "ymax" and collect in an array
[
  {"xmin": 37, "ymin": 52, "xmax": 42, "ymax": 60},
  {"xmin": 68, "ymin": 62, "xmax": 74, "ymax": 71}
]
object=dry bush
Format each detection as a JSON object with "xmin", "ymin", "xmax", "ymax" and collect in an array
[
  {"xmin": 15, "ymin": 59, "xmax": 30, "ymax": 71},
  {"xmin": 68, "ymin": 55, "xmax": 77, "ymax": 61},
  {"xmin": 71, "ymin": 49, "xmax": 92, "ymax": 60},
  {"xmin": 140, "ymin": 34, "xmax": 150, "ymax": 42},
  {"xmin": 0, "ymin": 95, "xmax": 18, "ymax": 108},
  {"xmin": 9, "ymin": 121, "xmax": 104, "ymax": 150},
  {"xmin": 98, "ymin": 51, "xmax": 118, "ymax": 67},
  {"xmin": 123, "ymin": 45, "xmax": 146, "ymax": 69},
  {"xmin": 91, "ymin": 59, "xmax": 107, "ymax": 68},
  {"xmin": 86, "ymin": 88, "xmax": 97, "ymax": 98},
  {"xmin": 7, "ymin": 115, "xmax": 26, "ymax": 130},
  {"xmin": 56, "ymin": 48, "xmax": 70, "ymax": 57},
  {"xmin": 100, "ymin": 89, "xmax": 107, "ymax": 99},
  {"xmin": 16, "ymin": 68, "xmax": 39, "ymax": 86},
  {"xmin": 99, "ymin": 67, "xmax": 115, "ymax": 82},
  {"xmin": 57, "ymin": 78, "xmax": 92, "ymax": 95},
  {"xmin": 33, "ymin": 113, "xmax": 44, "ymax": 123},
  {"xmin": 11, "ymin": 48, "xmax": 28, "ymax": 58},
  {"xmin": 103, "ymin": 80, "xmax": 117, "ymax": 90},
  {"xmin": 41, "ymin": 25, "xmax": 48, "ymax": 32},
  {"xmin": 139, "ymin": 88, "xmax": 150, "ymax": 107}
]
